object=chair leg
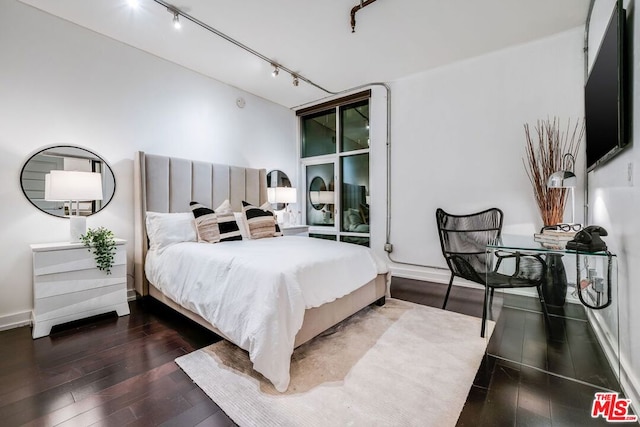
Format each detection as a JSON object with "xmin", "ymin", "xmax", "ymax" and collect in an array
[
  {"xmin": 481, "ymin": 285, "xmax": 490, "ymax": 338},
  {"xmin": 442, "ymin": 274, "xmax": 454, "ymax": 309},
  {"xmin": 536, "ymin": 285, "xmax": 552, "ymax": 331}
]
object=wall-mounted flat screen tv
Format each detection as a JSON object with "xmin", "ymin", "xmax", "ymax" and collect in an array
[{"xmin": 584, "ymin": 0, "xmax": 629, "ymax": 172}]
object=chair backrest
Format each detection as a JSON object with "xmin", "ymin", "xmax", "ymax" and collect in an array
[{"xmin": 435, "ymin": 208, "xmax": 503, "ymax": 284}]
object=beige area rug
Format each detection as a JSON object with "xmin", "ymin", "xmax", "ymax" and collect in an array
[{"xmin": 175, "ymin": 298, "xmax": 494, "ymax": 427}]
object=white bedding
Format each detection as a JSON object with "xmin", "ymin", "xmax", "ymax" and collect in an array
[{"xmin": 145, "ymin": 236, "xmax": 387, "ymax": 392}]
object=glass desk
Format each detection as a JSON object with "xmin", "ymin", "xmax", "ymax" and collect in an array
[{"xmin": 485, "ymin": 234, "xmax": 620, "ymax": 392}]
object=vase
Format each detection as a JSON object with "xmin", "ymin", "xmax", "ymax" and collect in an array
[{"xmin": 543, "ymin": 253, "xmax": 568, "ymax": 307}]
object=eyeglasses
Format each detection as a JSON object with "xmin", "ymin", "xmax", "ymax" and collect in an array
[{"xmin": 541, "ymin": 224, "xmax": 583, "ymax": 233}]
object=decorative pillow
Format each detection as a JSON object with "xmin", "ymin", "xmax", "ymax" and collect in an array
[
  {"xmin": 190, "ymin": 200, "xmax": 243, "ymax": 243},
  {"xmin": 260, "ymin": 202, "xmax": 283, "ymax": 237},
  {"xmin": 242, "ymin": 201, "xmax": 282, "ymax": 239},
  {"xmin": 212, "ymin": 200, "xmax": 243, "ymax": 242},
  {"xmin": 189, "ymin": 202, "xmax": 220, "ymax": 243},
  {"xmin": 359, "ymin": 203, "xmax": 369, "ymax": 224},
  {"xmin": 145, "ymin": 212, "xmax": 197, "ymax": 252},
  {"xmin": 234, "ymin": 212, "xmax": 250, "ymax": 240},
  {"xmin": 348, "ymin": 208, "xmax": 364, "ymax": 227}
]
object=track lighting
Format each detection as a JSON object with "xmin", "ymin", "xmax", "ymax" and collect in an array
[
  {"xmin": 152, "ymin": 0, "xmax": 331, "ymax": 93},
  {"xmin": 172, "ymin": 11, "xmax": 181, "ymax": 29}
]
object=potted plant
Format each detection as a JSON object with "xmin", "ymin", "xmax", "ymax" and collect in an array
[
  {"xmin": 80, "ymin": 226, "xmax": 117, "ymax": 274},
  {"xmin": 523, "ymin": 117, "xmax": 584, "ymax": 227},
  {"xmin": 523, "ymin": 117, "xmax": 584, "ymax": 306}
]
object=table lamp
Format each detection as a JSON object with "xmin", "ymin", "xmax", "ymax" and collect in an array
[
  {"xmin": 45, "ymin": 170, "xmax": 104, "ymax": 242},
  {"xmin": 268, "ymin": 187, "xmax": 297, "ymax": 225},
  {"xmin": 547, "ymin": 153, "xmax": 578, "ymax": 225},
  {"xmin": 309, "ymin": 190, "xmax": 335, "ymax": 223}
]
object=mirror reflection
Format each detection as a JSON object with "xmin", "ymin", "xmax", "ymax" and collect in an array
[
  {"xmin": 308, "ymin": 176, "xmax": 327, "ymax": 211},
  {"xmin": 266, "ymin": 170, "xmax": 292, "ymax": 211},
  {"xmin": 20, "ymin": 146, "xmax": 116, "ymax": 218}
]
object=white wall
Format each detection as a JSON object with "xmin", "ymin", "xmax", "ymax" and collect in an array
[
  {"xmin": 588, "ymin": 0, "xmax": 640, "ymax": 410},
  {"xmin": 0, "ymin": 0, "xmax": 297, "ymax": 328},
  {"xmin": 384, "ymin": 27, "xmax": 586, "ymax": 280}
]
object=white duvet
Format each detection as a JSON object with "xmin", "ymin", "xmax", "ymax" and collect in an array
[{"xmin": 145, "ymin": 236, "xmax": 388, "ymax": 392}]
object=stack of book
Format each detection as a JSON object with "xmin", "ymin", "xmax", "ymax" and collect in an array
[{"xmin": 533, "ymin": 229, "xmax": 577, "ymax": 249}]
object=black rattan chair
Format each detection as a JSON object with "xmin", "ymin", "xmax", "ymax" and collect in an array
[{"xmin": 436, "ymin": 208, "xmax": 551, "ymax": 337}]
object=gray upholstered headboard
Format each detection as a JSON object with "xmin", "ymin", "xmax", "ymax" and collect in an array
[{"xmin": 133, "ymin": 151, "xmax": 268, "ymax": 295}]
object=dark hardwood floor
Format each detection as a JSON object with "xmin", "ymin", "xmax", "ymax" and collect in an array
[
  {"xmin": 393, "ymin": 277, "xmax": 636, "ymax": 427},
  {"xmin": 0, "ymin": 278, "xmax": 635, "ymax": 426}
]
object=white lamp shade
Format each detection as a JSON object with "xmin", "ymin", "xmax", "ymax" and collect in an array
[
  {"xmin": 547, "ymin": 171, "xmax": 577, "ymax": 188},
  {"xmin": 310, "ymin": 190, "xmax": 335, "ymax": 204},
  {"xmin": 44, "ymin": 174, "xmax": 64, "ymax": 202},
  {"xmin": 46, "ymin": 170, "xmax": 104, "ymax": 201},
  {"xmin": 268, "ymin": 187, "xmax": 297, "ymax": 204}
]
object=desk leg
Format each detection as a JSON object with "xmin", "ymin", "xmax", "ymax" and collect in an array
[{"xmin": 543, "ymin": 253, "xmax": 568, "ymax": 307}]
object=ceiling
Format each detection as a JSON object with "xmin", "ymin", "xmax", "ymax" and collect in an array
[{"xmin": 19, "ymin": 0, "xmax": 589, "ymax": 109}]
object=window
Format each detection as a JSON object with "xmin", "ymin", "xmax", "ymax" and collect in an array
[
  {"xmin": 298, "ymin": 91, "xmax": 371, "ymax": 246},
  {"xmin": 301, "ymin": 110, "xmax": 336, "ymax": 158}
]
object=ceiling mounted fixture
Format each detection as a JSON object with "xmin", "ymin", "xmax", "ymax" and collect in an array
[
  {"xmin": 127, "ymin": 0, "xmax": 139, "ymax": 8},
  {"xmin": 150, "ymin": 0, "xmax": 329, "ymax": 92},
  {"xmin": 170, "ymin": 9, "xmax": 181, "ymax": 29},
  {"xmin": 271, "ymin": 64, "xmax": 279, "ymax": 78},
  {"xmin": 292, "ymin": 75, "xmax": 299, "ymax": 87},
  {"xmin": 350, "ymin": 0, "xmax": 378, "ymax": 33}
]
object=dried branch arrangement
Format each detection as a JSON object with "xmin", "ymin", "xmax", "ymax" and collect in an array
[{"xmin": 523, "ymin": 118, "xmax": 584, "ymax": 227}]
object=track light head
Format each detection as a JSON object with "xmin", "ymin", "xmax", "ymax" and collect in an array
[
  {"xmin": 172, "ymin": 11, "xmax": 181, "ymax": 29},
  {"xmin": 271, "ymin": 65, "xmax": 279, "ymax": 78},
  {"xmin": 292, "ymin": 75, "xmax": 299, "ymax": 87}
]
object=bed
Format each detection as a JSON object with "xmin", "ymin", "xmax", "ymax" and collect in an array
[{"xmin": 133, "ymin": 152, "xmax": 389, "ymax": 392}]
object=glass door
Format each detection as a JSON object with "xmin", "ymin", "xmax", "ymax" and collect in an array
[{"xmin": 299, "ymin": 93, "xmax": 371, "ymax": 245}]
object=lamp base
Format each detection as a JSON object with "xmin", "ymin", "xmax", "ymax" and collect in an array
[{"xmin": 69, "ymin": 215, "xmax": 86, "ymax": 243}]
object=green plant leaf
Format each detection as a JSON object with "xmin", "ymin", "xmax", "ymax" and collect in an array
[{"xmin": 80, "ymin": 226, "xmax": 116, "ymax": 274}]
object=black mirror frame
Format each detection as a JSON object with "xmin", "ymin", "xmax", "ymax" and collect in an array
[
  {"xmin": 20, "ymin": 145, "xmax": 116, "ymax": 218},
  {"xmin": 266, "ymin": 169, "xmax": 292, "ymax": 211},
  {"xmin": 308, "ymin": 176, "xmax": 327, "ymax": 211}
]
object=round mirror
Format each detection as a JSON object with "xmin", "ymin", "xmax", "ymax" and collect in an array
[
  {"xmin": 266, "ymin": 169, "xmax": 292, "ymax": 210},
  {"xmin": 20, "ymin": 146, "xmax": 116, "ymax": 218},
  {"xmin": 308, "ymin": 176, "xmax": 327, "ymax": 210}
]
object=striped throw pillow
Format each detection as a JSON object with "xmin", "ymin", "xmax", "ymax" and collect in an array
[
  {"xmin": 190, "ymin": 202, "xmax": 220, "ymax": 243},
  {"xmin": 213, "ymin": 200, "xmax": 243, "ymax": 242},
  {"xmin": 190, "ymin": 201, "xmax": 243, "ymax": 243},
  {"xmin": 242, "ymin": 201, "xmax": 282, "ymax": 239}
]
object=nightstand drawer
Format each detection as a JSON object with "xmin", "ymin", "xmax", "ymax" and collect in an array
[
  {"xmin": 33, "ymin": 246, "xmax": 126, "ymax": 276},
  {"xmin": 34, "ymin": 284, "xmax": 127, "ymax": 321},
  {"xmin": 282, "ymin": 225, "xmax": 309, "ymax": 237},
  {"xmin": 34, "ymin": 264, "xmax": 126, "ymax": 299}
]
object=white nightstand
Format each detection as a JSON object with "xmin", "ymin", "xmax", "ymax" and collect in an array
[
  {"xmin": 30, "ymin": 239, "xmax": 129, "ymax": 339},
  {"xmin": 281, "ymin": 224, "xmax": 309, "ymax": 237}
]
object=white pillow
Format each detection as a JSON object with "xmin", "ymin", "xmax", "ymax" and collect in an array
[
  {"xmin": 145, "ymin": 212, "xmax": 197, "ymax": 252},
  {"xmin": 215, "ymin": 199, "xmax": 233, "ymax": 214},
  {"xmin": 234, "ymin": 212, "xmax": 250, "ymax": 240}
]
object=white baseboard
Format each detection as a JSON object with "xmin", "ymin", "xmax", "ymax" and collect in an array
[
  {"xmin": 619, "ymin": 354, "xmax": 640, "ymax": 419},
  {"xmin": 0, "ymin": 310, "xmax": 32, "ymax": 332},
  {"xmin": 587, "ymin": 309, "xmax": 640, "ymax": 417},
  {"xmin": 390, "ymin": 265, "xmax": 584, "ymax": 303},
  {"xmin": 389, "ymin": 264, "xmax": 484, "ymax": 291}
]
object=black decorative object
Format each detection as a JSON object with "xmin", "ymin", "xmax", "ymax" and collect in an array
[{"xmin": 542, "ymin": 254, "xmax": 568, "ymax": 307}]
